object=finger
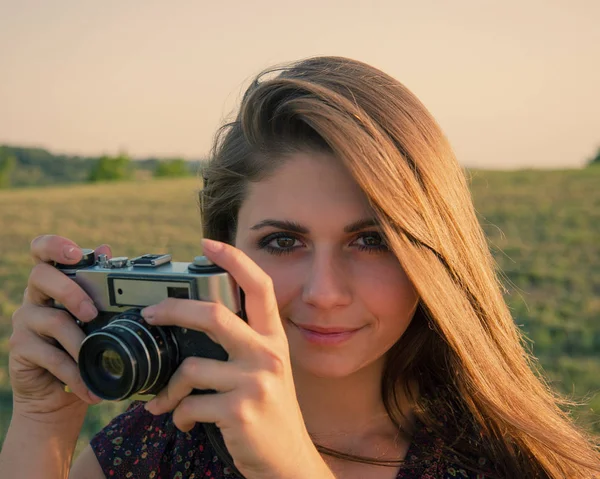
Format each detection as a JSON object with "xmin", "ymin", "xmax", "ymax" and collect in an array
[
  {"xmin": 142, "ymin": 299, "xmax": 256, "ymax": 358},
  {"xmin": 25, "ymin": 262, "xmax": 98, "ymax": 322},
  {"xmin": 30, "ymin": 235, "xmax": 84, "ymax": 265},
  {"xmin": 19, "ymin": 304, "xmax": 87, "ymax": 361},
  {"xmin": 30, "ymin": 235, "xmax": 111, "ymax": 266},
  {"xmin": 201, "ymin": 239, "xmax": 281, "ymax": 336},
  {"xmin": 10, "ymin": 331, "xmax": 98, "ymax": 404},
  {"xmin": 94, "ymin": 244, "xmax": 112, "ymax": 260},
  {"xmin": 170, "ymin": 393, "xmax": 232, "ymax": 433},
  {"xmin": 145, "ymin": 356, "xmax": 237, "ymax": 415}
]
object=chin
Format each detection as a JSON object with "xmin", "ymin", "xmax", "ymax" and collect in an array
[{"xmin": 289, "ymin": 354, "xmax": 366, "ymax": 379}]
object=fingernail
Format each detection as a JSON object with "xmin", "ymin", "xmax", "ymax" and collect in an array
[
  {"xmin": 141, "ymin": 306, "xmax": 156, "ymax": 321},
  {"xmin": 144, "ymin": 399, "xmax": 156, "ymax": 413},
  {"xmin": 88, "ymin": 391, "xmax": 102, "ymax": 402},
  {"xmin": 79, "ymin": 300, "xmax": 98, "ymax": 321},
  {"xmin": 63, "ymin": 245, "xmax": 81, "ymax": 260},
  {"xmin": 202, "ymin": 238, "xmax": 224, "ymax": 254}
]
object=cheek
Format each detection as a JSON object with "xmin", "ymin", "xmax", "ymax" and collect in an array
[
  {"xmin": 260, "ymin": 263, "xmax": 301, "ymax": 310},
  {"xmin": 358, "ymin": 259, "xmax": 419, "ymax": 323}
]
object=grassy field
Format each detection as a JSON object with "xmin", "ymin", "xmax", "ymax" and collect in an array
[{"xmin": 0, "ymin": 170, "xmax": 598, "ymax": 458}]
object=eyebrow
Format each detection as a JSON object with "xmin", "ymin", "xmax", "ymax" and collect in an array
[{"xmin": 249, "ymin": 218, "xmax": 380, "ymax": 234}]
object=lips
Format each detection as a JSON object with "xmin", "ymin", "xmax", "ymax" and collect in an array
[
  {"xmin": 289, "ymin": 320, "xmax": 363, "ymax": 346},
  {"xmin": 291, "ymin": 322, "xmax": 362, "ymax": 334}
]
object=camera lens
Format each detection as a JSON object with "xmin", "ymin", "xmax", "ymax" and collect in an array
[
  {"xmin": 78, "ymin": 309, "xmax": 179, "ymax": 400},
  {"xmin": 100, "ymin": 350, "xmax": 125, "ymax": 379}
]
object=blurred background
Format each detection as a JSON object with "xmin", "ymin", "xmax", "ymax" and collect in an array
[{"xmin": 0, "ymin": 0, "xmax": 598, "ymax": 457}]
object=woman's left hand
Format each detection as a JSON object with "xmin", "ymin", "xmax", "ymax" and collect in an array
[{"xmin": 141, "ymin": 239, "xmax": 332, "ymax": 479}]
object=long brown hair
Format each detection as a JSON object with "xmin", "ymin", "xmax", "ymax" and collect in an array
[{"xmin": 199, "ymin": 56, "xmax": 600, "ymax": 478}]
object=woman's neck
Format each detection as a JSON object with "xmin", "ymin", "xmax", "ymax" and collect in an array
[{"xmin": 292, "ymin": 356, "xmax": 411, "ymax": 443}]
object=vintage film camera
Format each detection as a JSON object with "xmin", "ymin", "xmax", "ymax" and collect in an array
[{"xmin": 53, "ymin": 250, "xmax": 245, "ymax": 401}]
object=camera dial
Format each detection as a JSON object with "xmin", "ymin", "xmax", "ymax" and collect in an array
[{"xmin": 54, "ymin": 248, "xmax": 95, "ymax": 273}]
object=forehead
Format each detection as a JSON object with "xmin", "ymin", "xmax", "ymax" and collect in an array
[{"xmin": 238, "ymin": 152, "xmax": 374, "ymax": 227}]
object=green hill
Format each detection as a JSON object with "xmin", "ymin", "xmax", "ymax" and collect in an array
[
  {"xmin": 0, "ymin": 170, "xmax": 598, "ymax": 458},
  {"xmin": 0, "ymin": 144, "xmax": 202, "ymax": 187}
]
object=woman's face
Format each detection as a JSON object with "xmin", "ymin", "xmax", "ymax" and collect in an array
[{"xmin": 234, "ymin": 152, "xmax": 419, "ymax": 378}]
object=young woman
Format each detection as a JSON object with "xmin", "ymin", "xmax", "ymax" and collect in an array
[{"xmin": 2, "ymin": 56, "xmax": 599, "ymax": 479}]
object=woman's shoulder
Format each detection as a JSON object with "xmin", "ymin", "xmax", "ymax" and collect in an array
[{"xmin": 90, "ymin": 400, "xmax": 237, "ymax": 478}]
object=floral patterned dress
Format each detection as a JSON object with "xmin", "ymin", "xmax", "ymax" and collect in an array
[{"xmin": 90, "ymin": 401, "xmax": 493, "ymax": 478}]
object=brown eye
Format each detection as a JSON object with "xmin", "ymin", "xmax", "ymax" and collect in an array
[
  {"xmin": 257, "ymin": 233, "xmax": 304, "ymax": 256},
  {"xmin": 362, "ymin": 234, "xmax": 382, "ymax": 246},
  {"xmin": 353, "ymin": 232, "xmax": 389, "ymax": 253},
  {"xmin": 275, "ymin": 237, "xmax": 296, "ymax": 248}
]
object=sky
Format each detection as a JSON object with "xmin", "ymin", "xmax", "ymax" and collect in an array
[{"xmin": 0, "ymin": 0, "xmax": 598, "ymax": 169}]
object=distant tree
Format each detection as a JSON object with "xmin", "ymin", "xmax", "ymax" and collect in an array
[
  {"xmin": 0, "ymin": 148, "xmax": 16, "ymax": 188},
  {"xmin": 0, "ymin": 144, "xmax": 95, "ymax": 186},
  {"xmin": 88, "ymin": 152, "xmax": 134, "ymax": 182},
  {"xmin": 588, "ymin": 146, "xmax": 600, "ymax": 167},
  {"xmin": 154, "ymin": 158, "xmax": 191, "ymax": 178}
]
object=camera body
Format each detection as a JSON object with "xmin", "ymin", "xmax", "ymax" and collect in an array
[{"xmin": 54, "ymin": 250, "xmax": 244, "ymax": 401}]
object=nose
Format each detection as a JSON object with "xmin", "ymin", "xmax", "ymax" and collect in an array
[{"xmin": 301, "ymin": 249, "xmax": 352, "ymax": 310}]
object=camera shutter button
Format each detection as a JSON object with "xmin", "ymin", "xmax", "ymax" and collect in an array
[
  {"xmin": 188, "ymin": 255, "xmax": 225, "ymax": 273},
  {"xmin": 193, "ymin": 256, "xmax": 213, "ymax": 266}
]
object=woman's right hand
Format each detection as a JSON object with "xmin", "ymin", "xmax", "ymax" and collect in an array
[{"xmin": 8, "ymin": 235, "xmax": 112, "ymax": 418}]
